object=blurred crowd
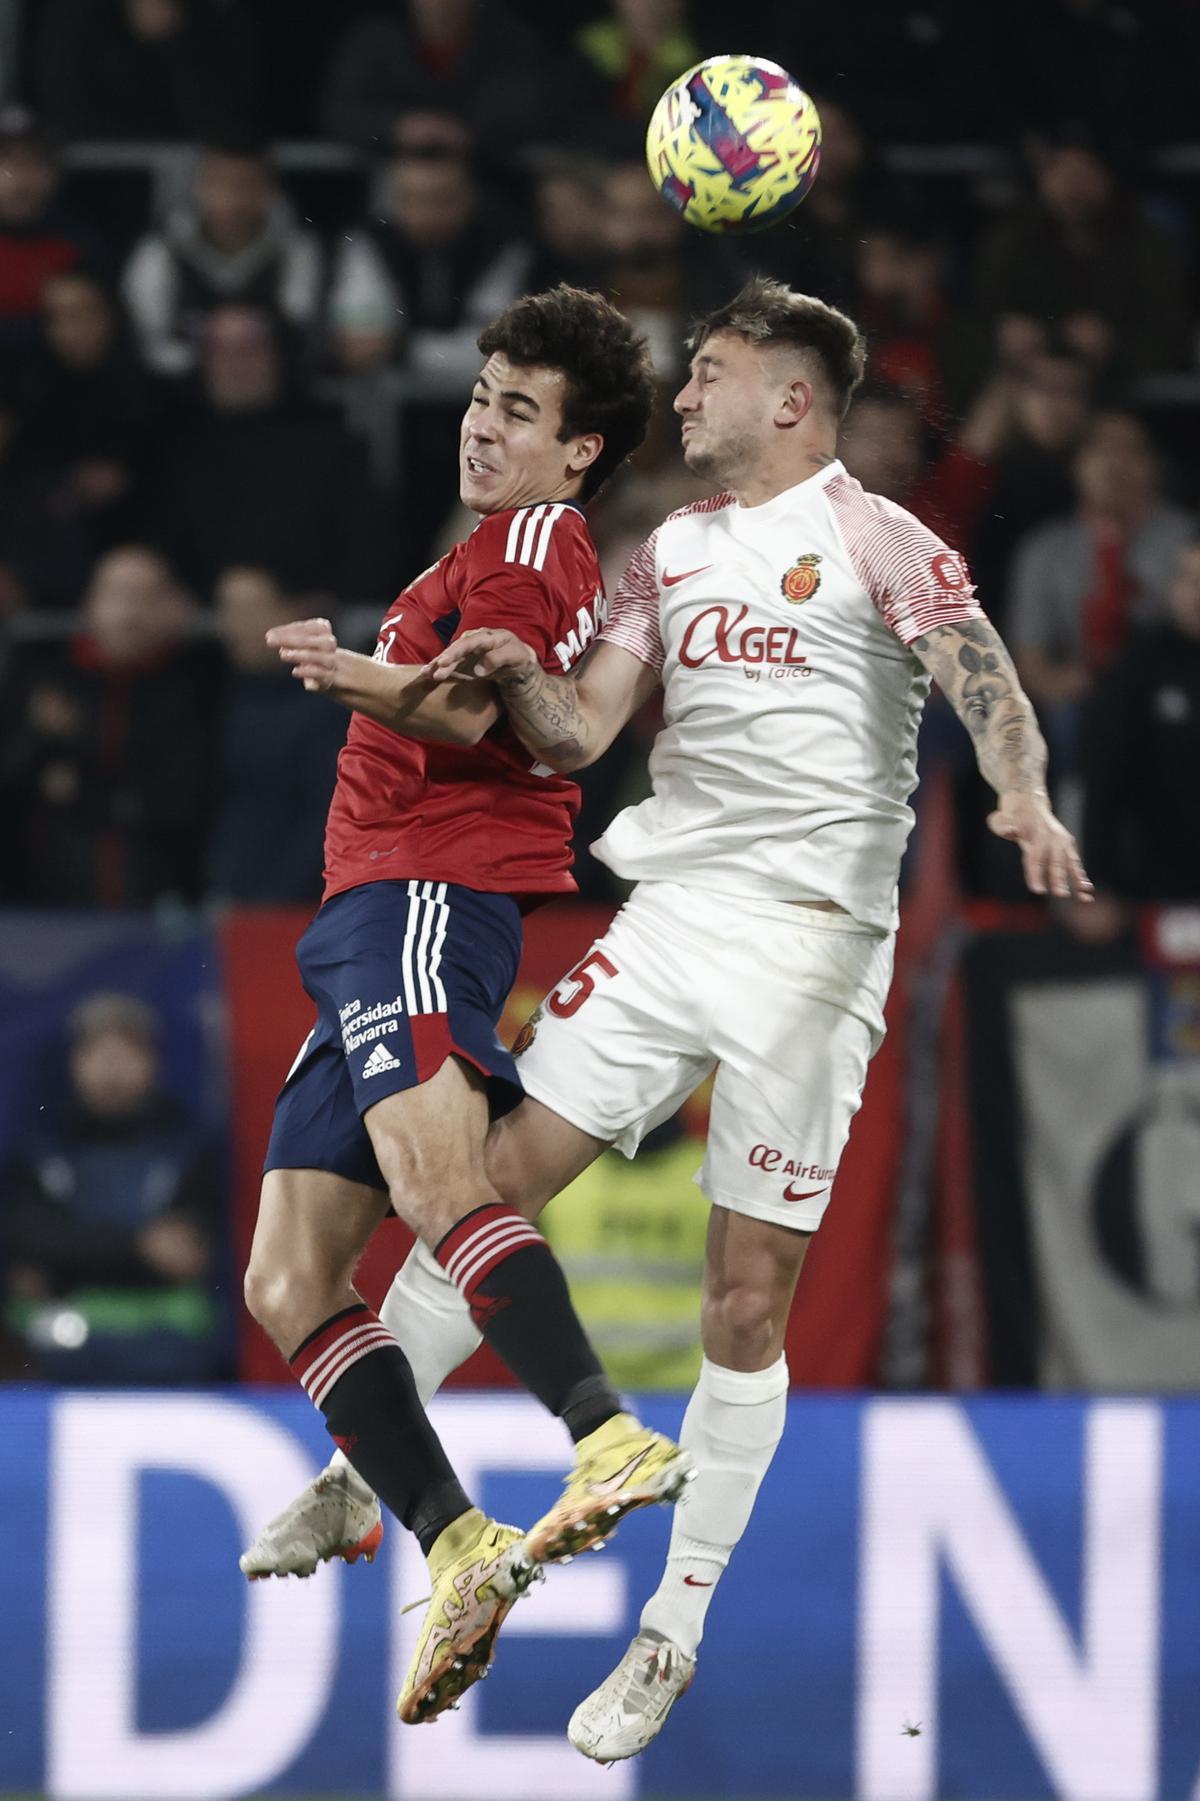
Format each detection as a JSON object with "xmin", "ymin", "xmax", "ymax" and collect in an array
[
  {"xmin": 0, "ymin": 0, "xmax": 1198, "ymax": 917},
  {"xmin": 0, "ymin": 989, "xmax": 228, "ymax": 1382},
  {"xmin": 2, "ymin": 0, "xmax": 1200, "ymax": 1378}
]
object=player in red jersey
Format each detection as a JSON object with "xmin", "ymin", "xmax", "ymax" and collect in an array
[{"xmin": 240, "ymin": 288, "xmax": 692, "ymax": 1724}]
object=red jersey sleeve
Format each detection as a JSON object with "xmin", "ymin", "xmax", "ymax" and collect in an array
[
  {"xmin": 455, "ymin": 503, "xmax": 599, "ymax": 668},
  {"xmin": 599, "ymin": 528, "xmax": 665, "ymax": 673},
  {"xmin": 827, "ymin": 470, "xmax": 985, "ymax": 646}
]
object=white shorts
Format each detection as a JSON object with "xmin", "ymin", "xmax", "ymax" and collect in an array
[{"xmin": 514, "ymin": 881, "xmax": 894, "ymax": 1231}]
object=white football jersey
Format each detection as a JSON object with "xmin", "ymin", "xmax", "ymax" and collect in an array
[{"xmin": 594, "ymin": 460, "xmax": 984, "ymax": 931}]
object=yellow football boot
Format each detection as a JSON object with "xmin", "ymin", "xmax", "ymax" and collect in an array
[
  {"xmin": 524, "ymin": 1413, "xmax": 694, "ymax": 1564},
  {"xmin": 396, "ymin": 1509, "xmax": 535, "ymax": 1725}
]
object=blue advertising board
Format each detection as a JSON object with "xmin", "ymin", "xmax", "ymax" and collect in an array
[{"xmin": 1, "ymin": 1390, "xmax": 1198, "ymax": 1800}]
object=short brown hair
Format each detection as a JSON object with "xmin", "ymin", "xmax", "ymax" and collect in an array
[
  {"xmin": 690, "ymin": 278, "xmax": 867, "ymax": 419},
  {"xmin": 478, "ymin": 285, "xmax": 656, "ymax": 501}
]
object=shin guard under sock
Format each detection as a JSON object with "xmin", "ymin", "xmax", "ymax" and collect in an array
[
  {"xmin": 290, "ymin": 1303, "xmax": 470, "ymax": 1554},
  {"xmin": 436, "ymin": 1204, "xmax": 621, "ymax": 1441}
]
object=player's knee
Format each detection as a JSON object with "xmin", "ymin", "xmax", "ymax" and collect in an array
[
  {"xmin": 386, "ymin": 1176, "xmax": 500, "ymax": 1247},
  {"xmin": 701, "ymin": 1279, "xmax": 783, "ymax": 1368},
  {"xmin": 243, "ymin": 1259, "xmax": 321, "ymax": 1351},
  {"xmin": 384, "ymin": 1177, "xmax": 441, "ymax": 1243},
  {"xmin": 243, "ymin": 1258, "xmax": 285, "ymax": 1336}
]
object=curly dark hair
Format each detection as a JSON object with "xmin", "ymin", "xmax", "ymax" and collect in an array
[
  {"xmin": 477, "ymin": 285, "xmax": 656, "ymax": 501},
  {"xmin": 689, "ymin": 278, "xmax": 867, "ymax": 420}
]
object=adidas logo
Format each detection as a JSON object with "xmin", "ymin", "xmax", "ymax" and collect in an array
[{"xmin": 362, "ymin": 1042, "xmax": 401, "ymax": 1078}]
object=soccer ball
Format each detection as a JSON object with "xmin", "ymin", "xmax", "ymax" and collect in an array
[{"xmin": 646, "ymin": 55, "xmax": 821, "ymax": 235}]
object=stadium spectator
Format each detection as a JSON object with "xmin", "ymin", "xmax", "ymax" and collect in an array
[
  {"xmin": 327, "ymin": 149, "xmax": 530, "ymax": 380},
  {"xmin": 0, "ymin": 544, "xmax": 218, "ymax": 906},
  {"xmin": 749, "ymin": 97, "xmax": 881, "ymax": 314},
  {"xmin": 599, "ymin": 159, "xmax": 743, "ymax": 398},
  {"xmin": 975, "ymin": 133, "xmax": 1189, "ymax": 388},
  {"xmin": 523, "ymin": 159, "xmax": 610, "ymax": 296},
  {"xmin": 838, "ymin": 382, "xmax": 1005, "ymax": 555},
  {"xmin": 1, "ymin": 991, "xmax": 227, "ymax": 1384},
  {"xmin": 840, "ymin": 357, "xmax": 1094, "ymax": 613},
  {"xmin": 931, "ymin": 355, "xmax": 1096, "ymax": 899},
  {"xmin": 569, "ymin": 0, "xmax": 700, "ymax": 153},
  {"xmin": 35, "ymin": 0, "xmax": 256, "ymax": 145},
  {"xmin": 15, "ymin": 271, "xmax": 161, "ymax": 565},
  {"xmin": 138, "ymin": 305, "xmax": 387, "ymax": 599},
  {"xmin": 0, "ymin": 398, "xmax": 95, "ymax": 612},
  {"xmin": 320, "ymin": 0, "xmax": 568, "ymax": 159},
  {"xmin": 1080, "ymin": 540, "xmax": 1200, "ymax": 903},
  {"xmin": 1008, "ymin": 413, "xmax": 1194, "ymax": 726},
  {"xmin": 601, "ymin": 158, "xmax": 693, "ymax": 381},
  {"xmin": 0, "ymin": 108, "xmax": 96, "ymax": 360},
  {"xmin": 853, "ymin": 213, "xmax": 953, "ymax": 419},
  {"xmin": 122, "ymin": 144, "xmax": 324, "ymax": 377},
  {"xmin": 327, "ymin": 150, "xmax": 531, "ymax": 567},
  {"xmin": 969, "ymin": 348, "xmax": 1093, "ymax": 627},
  {"xmin": 839, "ymin": 385, "xmax": 926, "ymax": 503},
  {"xmin": 207, "ymin": 565, "xmax": 346, "ymax": 904}
]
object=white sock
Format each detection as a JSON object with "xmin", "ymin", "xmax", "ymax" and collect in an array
[
  {"xmin": 639, "ymin": 1353, "xmax": 788, "ymax": 1658},
  {"xmin": 329, "ymin": 1241, "xmax": 482, "ymax": 1496}
]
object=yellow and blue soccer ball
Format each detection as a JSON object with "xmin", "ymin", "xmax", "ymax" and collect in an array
[{"xmin": 646, "ymin": 55, "xmax": 822, "ymax": 234}]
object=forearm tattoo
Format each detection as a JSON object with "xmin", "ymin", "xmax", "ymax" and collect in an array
[
  {"xmin": 496, "ymin": 664, "xmax": 588, "ymax": 768},
  {"xmin": 912, "ymin": 619, "xmax": 1048, "ymax": 797}
]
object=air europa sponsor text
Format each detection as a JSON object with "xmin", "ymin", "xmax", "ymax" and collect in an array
[{"xmin": 749, "ymin": 1143, "xmax": 835, "ymax": 1181}]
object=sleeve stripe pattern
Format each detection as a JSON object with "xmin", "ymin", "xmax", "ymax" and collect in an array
[
  {"xmin": 670, "ymin": 492, "xmax": 739, "ymax": 519},
  {"xmin": 825, "ymin": 471, "xmax": 985, "ymax": 644},
  {"xmin": 598, "ymin": 495, "xmax": 734, "ymax": 674},
  {"xmin": 600, "ymin": 526, "xmax": 665, "ymax": 673},
  {"xmin": 504, "ymin": 502, "xmax": 566, "ymax": 571}
]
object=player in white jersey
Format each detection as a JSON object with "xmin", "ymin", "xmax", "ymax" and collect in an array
[{"xmin": 241, "ymin": 279, "xmax": 1091, "ymax": 1758}]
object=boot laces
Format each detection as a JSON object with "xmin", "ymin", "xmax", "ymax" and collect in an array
[{"xmin": 626, "ymin": 1640, "xmax": 685, "ymax": 1714}]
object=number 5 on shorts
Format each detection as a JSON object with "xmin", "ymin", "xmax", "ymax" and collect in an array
[{"xmin": 547, "ymin": 950, "xmax": 618, "ymax": 1019}]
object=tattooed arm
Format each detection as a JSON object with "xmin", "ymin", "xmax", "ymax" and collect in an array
[
  {"xmin": 911, "ymin": 617, "xmax": 1093, "ymax": 901},
  {"xmin": 424, "ymin": 627, "xmax": 659, "ymax": 770}
]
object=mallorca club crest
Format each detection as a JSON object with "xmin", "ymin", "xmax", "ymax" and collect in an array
[
  {"xmin": 511, "ymin": 1005, "xmax": 543, "ymax": 1058},
  {"xmin": 781, "ymin": 552, "xmax": 822, "ymax": 603}
]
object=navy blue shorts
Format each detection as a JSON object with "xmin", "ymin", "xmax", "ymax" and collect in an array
[{"xmin": 265, "ymin": 879, "xmax": 524, "ymax": 1190}]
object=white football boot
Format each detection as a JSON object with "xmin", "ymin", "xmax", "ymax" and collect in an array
[
  {"xmin": 568, "ymin": 1632, "xmax": 696, "ymax": 1762},
  {"xmin": 239, "ymin": 1461, "xmax": 383, "ymax": 1579}
]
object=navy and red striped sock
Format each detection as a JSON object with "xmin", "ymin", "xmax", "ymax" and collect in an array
[
  {"xmin": 436, "ymin": 1204, "xmax": 621, "ymax": 1443},
  {"xmin": 290, "ymin": 1303, "xmax": 469, "ymax": 1554}
]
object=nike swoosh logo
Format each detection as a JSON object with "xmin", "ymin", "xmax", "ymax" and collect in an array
[
  {"xmin": 683, "ymin": 1575, "xmax": 714, "ymax": 1587},
  {"xmin": 662, "ymin": 565, "xmax": 712, "ymax": 587},
  {"xmin": 587, "ymin": 1447, "xmax": 652, "ymax": 1498},
  {"xmin": 782, "ymin": 1184, "xmax": 829, "ymax": 1203}
]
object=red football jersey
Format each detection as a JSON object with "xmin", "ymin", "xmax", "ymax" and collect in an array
[{"xmin": 324, "ymin": 501, "xmax": 607, "ymax": 901}]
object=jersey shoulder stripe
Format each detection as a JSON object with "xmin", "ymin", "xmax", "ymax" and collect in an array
[
  {"xmin": 601, "ymin": 526, "xmax": 664, "ymax": 672},
  {"xmin": 503, "ymin": 502, "xmax": 568, "ymax": 570},
  {"xmin": 599, "ymin": 494, "xmax": 735, "ymax": 673},
  {"xmin": 663, "ymin": 491, "xmax": 737, "ymax": 524},
  {"xmin": 824, "ymin": 470, "xmax": 984, "ymax": 645}
]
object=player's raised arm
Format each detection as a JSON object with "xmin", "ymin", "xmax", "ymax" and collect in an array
[
  {"xmin": 427, "ymin": 628, "xmax": 659, "ymax": 771},
  {"xmin": 909, "ymin": 616, "xmax": 1093, "ymax": 901},
  {"xmin": 267, "ymin": 616, "xmax": 500, "ymax": 744}
]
